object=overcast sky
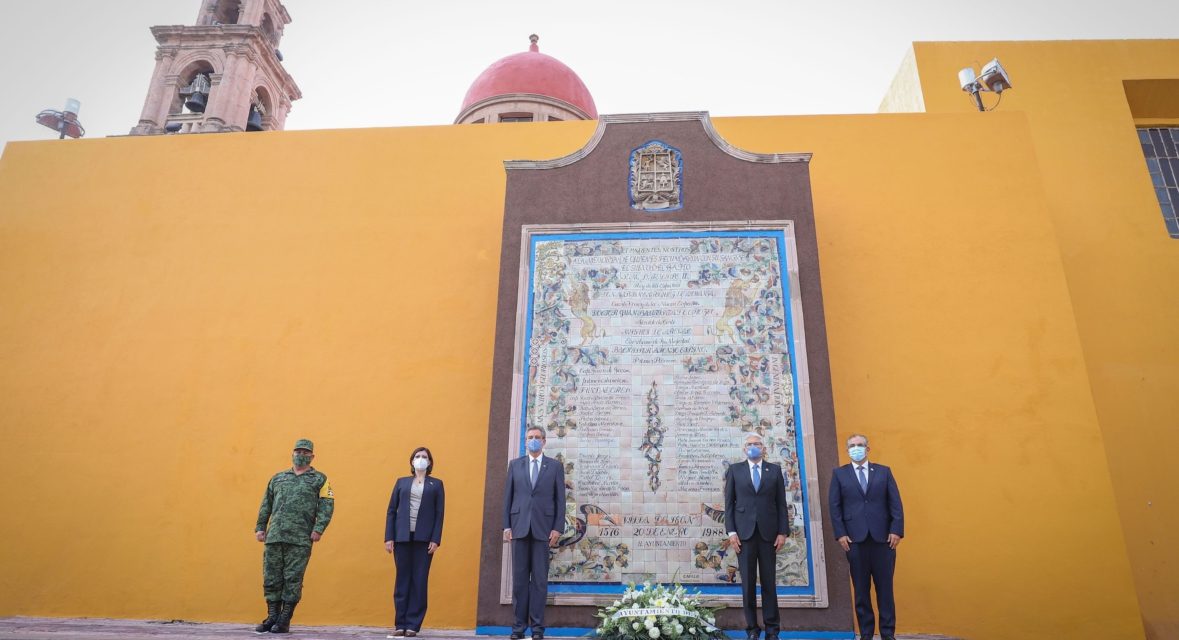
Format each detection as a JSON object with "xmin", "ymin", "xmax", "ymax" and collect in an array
[{"xmin": 1, "ymin": 0, "xmax": 1178, "ymax": 149}]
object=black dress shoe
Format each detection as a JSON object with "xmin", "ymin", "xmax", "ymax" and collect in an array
[
  {"xmin": 532, "ymin": 634, "xmax": 544, "ymax": 640},
  {"xmin": 882, "ymin": 636, "xmax": 896, "ymax": 640},
  {"xmin": 509, "ymin": 633, "xmax": 524, "ymax": 640}
]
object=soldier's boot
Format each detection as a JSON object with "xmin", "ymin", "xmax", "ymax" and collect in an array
[
  {"xmin": 271, "ymin": 601, "xmax": 297, "ymax": 634},
  {"xmin": 255, "ymin": 600, "xmax": 281, "ymax": 633}
]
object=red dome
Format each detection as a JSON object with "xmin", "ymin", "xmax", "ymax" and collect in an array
[{"xmin": 460, "ymin": 36, "xmax": 597, "ymax": 119}]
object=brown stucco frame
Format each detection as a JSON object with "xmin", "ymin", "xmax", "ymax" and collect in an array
[{"xmin": 477, "ymin": 112, "xmax": 851, "ymax": 633}]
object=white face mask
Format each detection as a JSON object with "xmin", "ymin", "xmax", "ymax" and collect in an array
[{"xmin": 413, "ymin": 457, "xmax": 430, "ymax": 472}]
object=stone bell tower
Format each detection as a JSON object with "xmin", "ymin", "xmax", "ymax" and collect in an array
[{"xmin": 130, "ymin": 0, "xmax": 301, "ymax": 135}]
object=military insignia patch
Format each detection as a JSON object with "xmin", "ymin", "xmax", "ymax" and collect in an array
[{"xmin": 320, "ymin": 481, "xmax": 334, "ymax": 499}]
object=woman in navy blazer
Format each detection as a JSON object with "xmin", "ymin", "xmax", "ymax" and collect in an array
[{"xmin": 384, "ymin": 446, "xmax": 445, "ymax": 636}]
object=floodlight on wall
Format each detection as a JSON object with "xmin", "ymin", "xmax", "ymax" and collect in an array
[
  {"xmin": 34, "ymin": 98, "xmax": 86, "ymax": 139},
  {"xmin": 958, "ymin": 58, "xmax": 1013, "ymax": 112}
]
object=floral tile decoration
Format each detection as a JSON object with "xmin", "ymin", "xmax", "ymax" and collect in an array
[{"xmin": 508, "ymin": 223, "xmax": 827, "ymax": 603}]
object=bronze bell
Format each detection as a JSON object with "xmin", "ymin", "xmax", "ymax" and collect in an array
[
  {"xmin": 246, "ymin": 108, "xmax": 264, "ymax": 132},
  {"xmin": 184, "ymin": 91, "xmax": 207, "ymax": 113}
]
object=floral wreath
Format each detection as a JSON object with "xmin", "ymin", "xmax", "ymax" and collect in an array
[{"xmin": 594, "ymin": 582, "xmax": 727, "ymax": 640}]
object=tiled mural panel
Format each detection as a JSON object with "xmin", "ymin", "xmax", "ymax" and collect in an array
[{"xmin": 510, "ymin": 224, "xmax": 820, "ymax": 595}]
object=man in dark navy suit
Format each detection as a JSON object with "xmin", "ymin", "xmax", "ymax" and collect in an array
[
  {"xmin": 503, "ymin": 426, "xmax": 566, "ymax": 640},
  {"xmin": 829, "ymin": 434, "xmax": 904, "ymax": 640},
  {"xmin": 724, "ymin": 433, "xmax": 790, "ymax": 640}
]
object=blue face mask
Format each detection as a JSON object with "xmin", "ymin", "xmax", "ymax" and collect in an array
[
  {"xmin": 848, "ymin": 445, "xmax": 867, "ymax": 462},
  {"xmin": 746, "ymin": 445, "xmax": 762, "ymax": 460},
  {"xmin": 526, "ymin": 438, "xmax": 543, "ymax": 453}
]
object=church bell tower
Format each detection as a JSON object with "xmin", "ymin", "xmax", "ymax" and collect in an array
[{"xmin": 130, "ymin": 0, "xmax": 301, "ymax": 135}]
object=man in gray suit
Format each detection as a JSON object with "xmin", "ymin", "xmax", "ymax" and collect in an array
[
  {"xmin": 503, "ymin": 426, "xmax": 566, "ymax": 640},
  {"xmin": 724, "ymin": 433, "xmax": 790, "ymax": 640}
]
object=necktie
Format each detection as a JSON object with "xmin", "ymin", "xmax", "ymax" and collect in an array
[
  {"xmin": 857, "ymin": 466, "xmax": 868, "ymax": 493},
  {"xmin": 752, "ymin": 464, "xmax": 761, "ymax": 491},
  {"xmin": 531, "ymin": 458, "xmax": 539, "ymax": 488}
]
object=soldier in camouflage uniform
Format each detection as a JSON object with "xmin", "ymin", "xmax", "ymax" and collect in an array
[{"xmin": 254, "ymin": 438, "xmax": 335, "ymax": 634}]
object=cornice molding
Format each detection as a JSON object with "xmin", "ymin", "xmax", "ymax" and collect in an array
[{"xmin": 504, "ymin": 111, "xmax": 811, "ymax": 170}]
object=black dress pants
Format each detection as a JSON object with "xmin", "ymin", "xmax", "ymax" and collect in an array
[
  {"xmin": 393, "ymin": 541, "xmax": 434, "ymax": 631},
  {"xmin": 511, "ymin": 535, "xmax": 551, "ymax": 635},
  {"xmin": 846, "ymin": 537, "xmax": 896, "ymax": 638},
  {"xmin": 737, "ymin": 531, "xmax": 780, "ymax": 637}
]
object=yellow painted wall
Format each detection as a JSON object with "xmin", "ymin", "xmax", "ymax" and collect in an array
[
  {"xmin": 0, "ymin": 123, "xmax": 595, "ymax": 628},
  {"xmin": 0, "ymin": 76, "xmax": 1156, "ymax": 638},
  {"xmin": 899, "ymin": 40, "xmax": 1179, "ymax": 639},
  {"xmin": 716, "ymin": 113, "xmax": 1142, "ymax": 639}
]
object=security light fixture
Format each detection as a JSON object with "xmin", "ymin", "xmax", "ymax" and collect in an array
[
  {"xmin": 34, "ymin": 98, "xmax": 86, "ymax": 139},
  {"xmin": 959, "ymin": 58, "xmax": 1013, "ymax": 112}
]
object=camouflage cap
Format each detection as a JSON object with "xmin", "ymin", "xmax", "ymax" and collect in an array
[{"xmin": 293, "ymin": 438, "xmax": 315, "ymax": 452}]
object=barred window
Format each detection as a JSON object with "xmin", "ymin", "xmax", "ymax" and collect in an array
[{"xmin": 1139, "ymin": 127, "xmax": 1179, "ymax": 238}]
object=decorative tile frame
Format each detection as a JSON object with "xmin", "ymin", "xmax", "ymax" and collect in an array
[{"xmin": 499, "ymin": 221, "xmax": 829, "ymax": 608}]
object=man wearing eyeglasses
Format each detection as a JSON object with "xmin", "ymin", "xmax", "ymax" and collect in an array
[
  {"xmin": 724, "ymin": 433, "xmax": 790, "ymax": 640},
  {"xmin": 829, "ymin": 434, "xmax": 904, "ymax": 640},
  {"xmin": 503, "ymin": 426, "xmax": 566, "ymax": 640}
]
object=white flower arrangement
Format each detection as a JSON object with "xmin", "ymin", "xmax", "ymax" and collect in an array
[{"xmin": 594, "ymin": 582, "xmax": 725, "ymax": 640}]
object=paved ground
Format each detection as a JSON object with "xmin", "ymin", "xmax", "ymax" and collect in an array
[
  {"xmin": 0, "ymin": 618, "xmax": 960, "ymax": 640},
  {"xmin": 0, "ymin": 618, "xmax": 409, "ymax": 640}
]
